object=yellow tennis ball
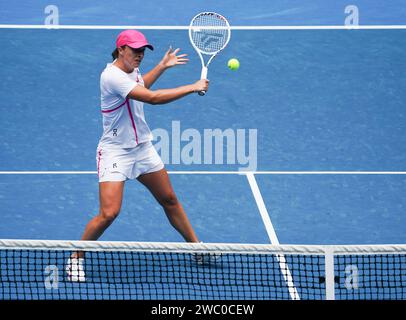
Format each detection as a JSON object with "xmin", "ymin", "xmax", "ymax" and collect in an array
[{"xmin": 227, "ymin": 58, "xmax": 240, "ymax": 71}]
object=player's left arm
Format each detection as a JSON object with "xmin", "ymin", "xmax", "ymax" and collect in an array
[{"xmin": 142, "ymin": 47, "xmax": 189, "ymax": 89}]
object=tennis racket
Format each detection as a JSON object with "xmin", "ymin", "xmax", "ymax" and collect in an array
[{"xmin": 189, "ymin": 12, "xmax": 231, "ymax": 96}]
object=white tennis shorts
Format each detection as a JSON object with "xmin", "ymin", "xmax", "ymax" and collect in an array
[{"xmin": 96, "ymin": 141, "xmax": 164, "ymax": 182}]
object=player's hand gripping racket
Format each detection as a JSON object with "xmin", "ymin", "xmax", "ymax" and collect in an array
[{"xmin": 189, "ymin": 12, "xmax": 231, "ymax": 96}]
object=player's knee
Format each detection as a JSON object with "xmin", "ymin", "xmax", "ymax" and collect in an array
[
  {"xmin": 159, "ymin": 192, "xmax": 179, "ymax": 208},
  {"xmin": 99, "ymin": 206, "xmax": 120, "ymax": 224}
]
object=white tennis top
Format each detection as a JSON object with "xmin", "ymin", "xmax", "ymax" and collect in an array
[{"xmin": 98, "ymin": 62, "xmax": 153, "ymax": 149}]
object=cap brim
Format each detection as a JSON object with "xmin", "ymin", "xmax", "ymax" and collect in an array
[{"xmin": 127, "ymin": 42, "xmax": 154, "ymax": 50}]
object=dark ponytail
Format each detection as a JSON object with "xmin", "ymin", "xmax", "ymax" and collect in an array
[{"xmin": 112, "ymin": 48, "xmax": 119, "ymax": 60}]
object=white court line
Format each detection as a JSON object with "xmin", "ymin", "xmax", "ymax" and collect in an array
[
  {"xmin": 246, "ymin": 173, "xmax": 279, "ymax": 244},
  {"xmin": 246, "ymin": 173, "xmax": 300, "ymax": 300},
  {"xmin": 0, "ymin": 171, "xmax": 97, "ymax": 174},
  {"xmin": 250, "ymin": 171, "xmax": 406, "ymax": 175},
  {"xmin": 0, "ymin": 24, "xmax": 406, "ymax": 30},
  {"xmin": 0, "ymin": 171, "xmax": 405, "ymax": 175}
]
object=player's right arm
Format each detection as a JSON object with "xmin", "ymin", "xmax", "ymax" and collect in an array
[{"xmin": 127, "ymin": 79, "xmax": 208, "ymax": 105}]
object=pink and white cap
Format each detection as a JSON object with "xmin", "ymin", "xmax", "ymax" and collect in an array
[{"xmin": 116, "ymin": 30, "xmax": 154, "ymax": 50}]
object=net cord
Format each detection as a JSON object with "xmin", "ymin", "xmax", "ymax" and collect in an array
[{"xmin": 1, "ymin": 239, "xmax": 405, "ymax": 255}]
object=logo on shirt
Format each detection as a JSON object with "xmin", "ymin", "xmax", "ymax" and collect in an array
[{"xmin": 112, "ymin": 163, "xmax": 117, "ymax": 169}]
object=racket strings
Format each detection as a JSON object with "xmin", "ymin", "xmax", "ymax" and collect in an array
[{"xmin": 190, "ymin": 13, "xmax": 230, "ymax": 53}]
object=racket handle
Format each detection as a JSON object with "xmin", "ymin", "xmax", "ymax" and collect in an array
[
  {"xmin": 200, "ymin": 66, "xmax": 208, "ymax": 79},
  {"xmin": 198, "ymin": 66, "xmax": 208, "ymax": 96}
]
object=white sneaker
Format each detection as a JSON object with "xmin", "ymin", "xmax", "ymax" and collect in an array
[{"xmin": 66, "ymin": 257, "xmax": 86, "ymax": 282}]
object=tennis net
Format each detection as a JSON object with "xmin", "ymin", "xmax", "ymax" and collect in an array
[{"xmin": 0, "ymin": 239, "xmax": 405, "ymax": 300}]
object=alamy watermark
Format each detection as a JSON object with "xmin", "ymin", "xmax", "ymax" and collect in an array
[
  {"xmin": 44, "ymin": 5, "xmax": 59, "ymax": 26},
  {"xmin": 344, "ymin": 265, "xmax": 359, "ymax": 290},
  {"xmin": 152, "ymin": 121, "xmax": 258, "ymax": 171},
  {"xmin": 344, "ymin": 5, "xmax": 360, "ymax": 28},
  {"xmin": 44, "ymin": 265, "xmax": 59, "ymax": 290}
]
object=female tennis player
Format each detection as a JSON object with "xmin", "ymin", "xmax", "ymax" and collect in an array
[{"xmin": 67, "ymin": 30, "xmax": 209, "ymax": 281}]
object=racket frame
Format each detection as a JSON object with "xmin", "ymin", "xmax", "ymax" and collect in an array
[{"xmin": 188, "ymin": 12, "xmax": 231, "ymax": 95}]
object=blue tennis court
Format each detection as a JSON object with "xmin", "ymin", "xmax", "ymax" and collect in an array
[{"xmin": 0, "ymin": 1, "xmax": 405, "ymax": 300}]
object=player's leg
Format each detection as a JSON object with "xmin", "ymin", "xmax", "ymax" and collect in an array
[
  {"xmin": 67, "ymin": 181, "xmax": 125, "ymax": 281},
  {"xmin": 80, "ymin": 181, "xmax": 125, "ymax": 241},
  {"xmin": 137, "ymin": 168, "xmax": 199, "ymax": 243},
  {"xmin": 70, "ymin": 180, "xmax": 125, "ymax": 261}
]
